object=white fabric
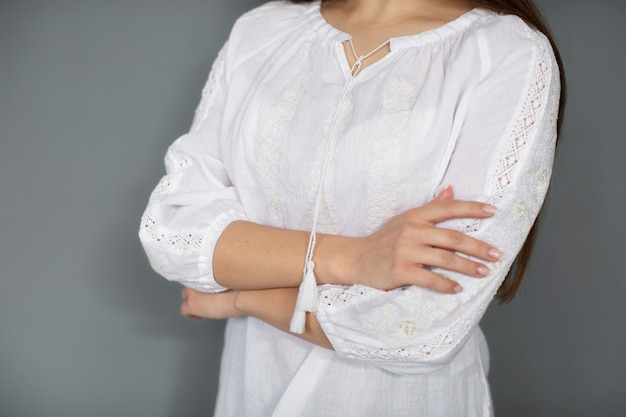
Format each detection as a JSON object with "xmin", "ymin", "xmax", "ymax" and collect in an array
[{"xmin": 139, "ymin": 1, "xmax": 560, "ymax": 416}]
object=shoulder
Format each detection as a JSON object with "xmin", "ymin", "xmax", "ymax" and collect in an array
[
  {"xmin": 235, "ymin": 1, "xmax": 309, "ymax": 26},
  {"xmin": 466, "ymin": 10, "xmax": 557, "ymax": 80},
  {"xmin": 226, "ymin": 1, "xmax": 312, "ymax": 60},
  {"xmin": 472, "ymin": 10, "xmax": 548, "ymax": 48}
]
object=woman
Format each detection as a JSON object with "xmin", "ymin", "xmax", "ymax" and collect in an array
[{"xmin": 139, "ymin": 0, "xmax": 564, "ymax": 415}]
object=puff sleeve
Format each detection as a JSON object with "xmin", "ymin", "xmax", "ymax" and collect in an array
[{"xmin": 138, "ymin": 42, "xmax": 247, "ymax": 292}]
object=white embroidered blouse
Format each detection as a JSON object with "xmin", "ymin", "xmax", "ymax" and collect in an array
[{"xmin": 139, "ymin": 1, "xmax": 560, "ymax": 416}]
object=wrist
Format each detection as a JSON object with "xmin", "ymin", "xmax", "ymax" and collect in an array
[
  {"xmin": 233, "ymin": 290, "xmax": 251, "ymax": 316},
  {"xmin": 314, "ymin": 234, "xmax": 361, "ymax": 286}
]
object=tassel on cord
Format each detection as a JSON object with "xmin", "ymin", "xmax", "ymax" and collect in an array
[
  {"xmin": 289, "ymin": 309, "xmax": 307, "ymax": 335},
  {"xmin": 289, "ymin": 261, "xmax": 319, "ymax": 334},
  {"xmin": 298, "ymin": 261, "xmax": 319, "ymax": 311}
]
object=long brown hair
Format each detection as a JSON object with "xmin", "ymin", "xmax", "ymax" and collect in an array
[{"xmin": 289, "ymin": 0, "xmax": 566, "ymax": 302}]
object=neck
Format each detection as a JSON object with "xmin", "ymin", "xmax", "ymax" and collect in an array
[{"xmin": 327, "ymin": 0, "xmax": 474, "ymax": 24}]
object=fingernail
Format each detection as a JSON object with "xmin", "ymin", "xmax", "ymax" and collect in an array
[
  {"xmin": 482, "ymin": 205, "xmax": 498, "ymax": 215},
  {"xmin": 453, "ymin": 284, "xmax": 463, "ymax": 293},
  {"xmin": 488, "ymin": 248, "xmax": 503, "ymax": 260},
  {"xmin": 477, "ymin": 265, "xmax": 490, "ymax": 276}
]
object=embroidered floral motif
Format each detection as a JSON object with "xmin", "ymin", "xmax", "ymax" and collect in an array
[
  {"xmin": 548, "ymin": 112, "xmax": 557, "ymax": 129},
  {"xmin": 538, "ymin": 167, "xmax": 549, "ymax": 186},
  {"xmin": 515, "ymin": 200, "xmax": 527, "ymax": 217},
  {"xmin": 257, "ymin": 72, "xmax": 314, "ymax": 227},
  {"xmin": 367, "ymin": 78, "xmax": 415, "ymax": 233},
  {"xmin": 400, "ymin": 319, "xmax": 418, "ymax": 337},
  {"xmin": 191, "ymin": 44, "xmax": 227, "ymax": 132}
]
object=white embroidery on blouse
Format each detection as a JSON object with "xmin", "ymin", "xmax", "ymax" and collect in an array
[
  {"xmin": 191, "ymin": 43, "xmax": 227, "ymax": 132},
  {"xmin": 307, "ymin": 99, "xmax": 353, "ymax": 234},
  {"xmin": 367, "ymin": 78, "xmax": 415, "ymax": 233},
  {"xmin": 141, "ymin": 147, "xmax": 207, "ymax": 283},
  {"xmin": 320, "ymin": 284, "xmax": 382, "ymax": 310},
  {"xmin": 257, "ymin": 72, "xmax": 313, "ymax": 227}
]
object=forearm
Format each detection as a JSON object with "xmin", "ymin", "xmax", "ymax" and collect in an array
[
  {"xmin": 214, "ymin": 195, "xmax": 498, "ymax": 293},
  {"xmin": 235, "ymin": 288, "xmax": 333, "ymax": 350},
  {"xmin": 213, "ymin": 220, "xmax": 358, "ymax": 290}
]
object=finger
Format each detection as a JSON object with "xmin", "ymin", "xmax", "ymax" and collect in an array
[
  {"xmin": 433, "ymin": 185, "xmax": 454, "ymax": 201},
  {"xmin": 411, "ymin": 268, "xmax": 463, "ymax": 294},
  {"xmin": 424, "ymin": 228, "xmax": 503, "ymax": 263},
  {"xmin": 416, "ymin": 248, "xmax": 491, "ymax": 278},
  {"xmin": 180, "ymin": 301, "xmax": 189, "ymax": 317},
  {"xmin": 180, "ymin": 301, "xmax": 201, "ymax": 319},
  {"xmin": 415, "ymin": 199, "xmax": 498, "ymax": 224}
]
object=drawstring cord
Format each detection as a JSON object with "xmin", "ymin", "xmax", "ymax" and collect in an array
[
  {"xmin": 289, "ymin": 37, "xmax": 391, "ymax": 334},
  {"xmin": 347, "ymin": 38, "xmax": 390, "ymax": 77}
]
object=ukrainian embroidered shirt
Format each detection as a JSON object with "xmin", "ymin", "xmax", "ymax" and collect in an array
[{"xmin": 139, "ymin": 1, "xmax": 560, "ymax": 416}]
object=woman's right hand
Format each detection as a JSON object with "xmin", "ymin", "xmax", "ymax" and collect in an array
[{"xmin": 342, "ymin": 186, "xmax": 503, "ymax": 294}]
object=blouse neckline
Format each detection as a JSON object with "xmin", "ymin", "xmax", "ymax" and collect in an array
[{"xmin": 303, "ymin": 1, "xmax": 491, "ymax": 49}]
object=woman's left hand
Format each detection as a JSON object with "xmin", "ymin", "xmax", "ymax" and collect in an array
[
  {"xmin": 180, "ymin": 287, "xmax": 332, "ymax": 348},
  {"xmin": 180, "ymin": 288, "xmax": 244, "ymax": 320}
]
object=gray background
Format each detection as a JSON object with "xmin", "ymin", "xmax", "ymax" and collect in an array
[{"xmin": 0, "ymin": 0, "xmax": 624, "ymax": 416}]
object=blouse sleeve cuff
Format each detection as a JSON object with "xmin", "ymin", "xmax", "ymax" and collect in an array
[{"xmin": 189, "ymin": 207, "xmax": 248, "ymax": 293}]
